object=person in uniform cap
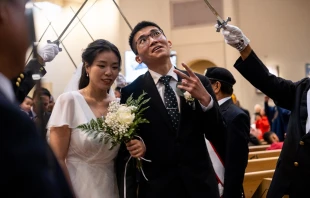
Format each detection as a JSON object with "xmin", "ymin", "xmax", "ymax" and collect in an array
[
  {"xmin": 205, "ymin": 66, "xmax": 250, "ymax": 198},
  {"xmin": 205, "ymin": 67, "xmax": 236, "ymax": 86}
]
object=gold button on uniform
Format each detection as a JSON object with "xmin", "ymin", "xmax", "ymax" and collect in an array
[
  {"xmin": 17, "ymin": 77, "xmax": 21, "ymax": 82},
  {"xmin": 16, "ymin": 82, "xmax": 20, "ymax": 87},
  {"xmin": 300, "ymin": 141, "xmax": 304, "ymax": 146},
  {"xmin": 20, "ymin": 73, "xmax": 24, "ymax": 78},
  {"xmin": 294, "ymin": 162, "xmax": 299, "ymax": 167}
]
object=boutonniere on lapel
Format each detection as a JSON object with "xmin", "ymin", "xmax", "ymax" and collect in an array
[{"xmin": 176, "ymin": 82, "xmax": 196, "ymax": 110}]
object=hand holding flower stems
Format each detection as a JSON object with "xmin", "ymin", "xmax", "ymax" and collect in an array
[
  {"xmin": 174, "ymin": 63, "xmax": 212, "ymax": 107},
  {"xmin": 126, "ymin": 139, "xmax": 146, "ymax": 158},
  {"xmin": 77, "ymin": 91, "xmax": 151, "ymax": 181}
]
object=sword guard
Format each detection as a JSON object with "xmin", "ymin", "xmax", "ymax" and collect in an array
[
  {"xmin": 216, "ymin": 17, "xmax": 231, "ymax": 32},
  {"xmin": 47, "ymin": 39, "xmax": 62, "ymax": 52}
]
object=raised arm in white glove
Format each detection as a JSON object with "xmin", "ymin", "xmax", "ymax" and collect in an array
[
  {"xmin": 215, "ymin": 24, "xmax": 250, "ymax": 52},
  {"xmin": 37, "ymin": 43, "xmax": 59, "ymax": 62}
]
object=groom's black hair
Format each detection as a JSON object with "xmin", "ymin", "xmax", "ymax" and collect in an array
[{"xmin": 79, "ymin": 39, "xmax": 122, "ymax": 89}]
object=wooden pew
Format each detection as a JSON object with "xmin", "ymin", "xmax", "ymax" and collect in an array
[
  {"xmin": 249, "ymin": 149, "xmax": 281, "ymax": 159},
  {"xmin": 246, "ymin": 157, "xmax": 278, "ymax": 173},
  {"xmin": 243, "ymin": 170, "xmax": 274, "ymax": 198},
  {"xmin": 249, "ymin": 145, "xmax": 270, "ymax": 152},
  {"xmin": 252, "ymin": 178, "xmax": 272, "ymax": 198},
  {"xmin": 252, "ymin": 178, "xmax": 289, "ymax": 198}
]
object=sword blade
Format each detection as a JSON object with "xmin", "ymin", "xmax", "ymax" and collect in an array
[
  {"xmin": 61, "ymin": 0, "xmax": 99, "ymax": 42},
  {"xmin": 112, "ymin": 0, "xmax": 133, "ymax": 31},
  {"xmin": 70, "ymin": 6, "xmax": 94, "ymax": 41},
  {"xmin": 25, "ymin": 22, "xmax": 51, "ymax": 64},
  {"xmin": 57, "ymin": 0, "xmax": 89, "ymax": 41},
  {"xmin": 50, "ymin": 24, "xmax": 77, "ymax": 68},
  {"xmin": 203, "ymin": 0, "xmax": 224, "ymax": 24}
]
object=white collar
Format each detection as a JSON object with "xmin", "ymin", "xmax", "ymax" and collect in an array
[
  {"xmin": 0, "ymin": 73, "xmax": 15, "ymax": 103},
  {"xmin": 218, "ymin": 96, "xmax": 231, "ymax": 106},
  {"xmin": 148, "ymin": 65, "xmax": 178, "ymax": 85}
]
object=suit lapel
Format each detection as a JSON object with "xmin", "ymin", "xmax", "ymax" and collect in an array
[{"xmin": 142, "ymin": 71, "xmax": 176, "ymax": 134}]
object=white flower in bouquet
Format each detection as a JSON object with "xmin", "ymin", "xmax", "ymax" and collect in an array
[
  {"xmin": 77, "ymin": 91, "xmax": 150, "ymax": 150},
  {"xmin": 116, "ymin": 105, "xmax": 136, "ymax": 125},
  {"xmin": 77, "ymin": 91, "xmax": 152, "ymax": 185}
]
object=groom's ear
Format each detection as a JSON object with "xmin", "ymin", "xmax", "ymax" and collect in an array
[{"xmin": 135, "ymin": 56, "xmax": 142, "ymax": 64}]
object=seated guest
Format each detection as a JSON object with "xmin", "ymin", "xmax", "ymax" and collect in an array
[
  {"xmin": 263, "ymin": 131, "xmax": 284, "ymax": 150},
  {"xmin": 20, "ymin": 96, "xmax": 33, "ymax": 119},
  {"xmin": 255, "ymin": 112, "xmax": 270, "ymax": 139}
]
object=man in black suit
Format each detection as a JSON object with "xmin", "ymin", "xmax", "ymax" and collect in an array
[
  {"xmin": 205, "ymin": 67, "xmax": 250, "ymax": 198},
  {"xmin": 0, "ymin": 0, "xmax": 73, "ymax": 197},
  {"xmin": 218, "ymin": 23, "xmax": 310, "ymax": 198},
  {"xmin": 117, "ymin": 21, "xmax": 227, "ymax": 198}
]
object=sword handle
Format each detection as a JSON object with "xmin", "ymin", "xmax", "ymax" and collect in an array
[
  {"xmin": 47, "ymin": 40, "xmax": 62, "ymax": 52},
  {"xmin": 216, "ymin": 17, "xmax": 231, "ymax": 32}
]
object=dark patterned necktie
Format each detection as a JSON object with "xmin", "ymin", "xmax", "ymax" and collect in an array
[{"xmin": 159, "ymin": 75, "xmax": 180, "ymax": 131}]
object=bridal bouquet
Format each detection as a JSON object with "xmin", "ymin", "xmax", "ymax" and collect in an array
[{"xmin": 77, "ymin": 91, "xmax": 150, "ymax": 150}]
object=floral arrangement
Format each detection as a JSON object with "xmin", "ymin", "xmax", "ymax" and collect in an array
[
  {"xmin": 77, "ymin": 91, "xmax": 150, "ymax": 150},
  {"xmin": 176, "ymin": 82, "xmax": 195, "ymax": 109}
]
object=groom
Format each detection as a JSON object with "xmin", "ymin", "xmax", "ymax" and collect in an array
[{"xmin": 116, "ymin": 21, "xmax": 227, "ymax": 198}]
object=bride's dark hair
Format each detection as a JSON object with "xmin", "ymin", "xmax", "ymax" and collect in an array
[{"xmin": 79, "ymin": 39, "xmax": 122, "ymax": 89}]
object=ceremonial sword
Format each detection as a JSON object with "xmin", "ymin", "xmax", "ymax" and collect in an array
[
  {"xmin": 112, "ymin": 0, "xmax": 133, "ymax": 31},
  {"xmin": 25, "ymin": 1, "xmax": 45, "ymax": 137},
  {"xmin": 61, "ymin": 0, "xmax": 99, "ymax": 42},
  {"xmin": 203, "ymin": 0, "xmax": 231, "ymax": 32},
  {"xmin": 33, "ymin": 4, "xmax": 77, "ymax": 68},
  {"xmin": 47, "ymin": 0, "xmax": 89, "ymax": 51},
  {"xmin": 25, "ymin": 21, "xmax": 51, "ymax": 64},
  {"xmin": 70, "ymin": 6, "xmax": 94, "ymax": 41}
]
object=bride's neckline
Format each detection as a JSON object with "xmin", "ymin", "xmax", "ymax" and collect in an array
[{"xmin": 76, "ymin": 91, "xmax": 108, "ymax": 119}]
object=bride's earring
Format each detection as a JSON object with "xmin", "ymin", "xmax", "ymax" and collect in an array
[{"xmin": 86, "ymin": 73, "xmax": 89, "ymax": 77}]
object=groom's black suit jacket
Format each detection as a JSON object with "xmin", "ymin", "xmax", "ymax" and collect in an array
[{"xmin": 116, "ymin": 70, "xmax": 227, "ymax": 198}]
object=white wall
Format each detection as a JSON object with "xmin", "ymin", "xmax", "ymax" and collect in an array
[
  {"xmin": 31, "ymin": 0, "xmax": 120, "ymax": 99},
  {"xmin": 118, "ymin": 0, "xmax": 310, "ymax": 116},
  {"xmin": 32, "ymin": 0, "xmax": 310, "ymax": 118},
  {"xmin": 236, "ymin": 0, "xmax": 310, "ymax": 115}
]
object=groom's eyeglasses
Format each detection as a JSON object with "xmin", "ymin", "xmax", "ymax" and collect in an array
[{"xmin": 136, "ymin": 29, "xmax": 164, "ymax": 48}]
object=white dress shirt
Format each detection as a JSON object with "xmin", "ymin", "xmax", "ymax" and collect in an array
[
  {"xmin": 148, "ymin": 65, "xmax": 214, "ymax": 112},
  {"xmin": 218, "ymin": 96, "xmax": 231, "ymax": 106},
  {"xmin": 0, "ymin": 73, "xmax": 15, "ymax": 103}
]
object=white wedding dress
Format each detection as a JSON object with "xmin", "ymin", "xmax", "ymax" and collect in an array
[{"xmin": 47, "ymin": 91, "xmax": 120, "ymax": 198}]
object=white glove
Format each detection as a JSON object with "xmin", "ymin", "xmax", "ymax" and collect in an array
[
  {"xmin": 215, "ymin": 24, "xmax": 250, "ymax": 52},
  {"xmin": 37, "ymin": 43, "xmax": 59, "ymax": 62}
]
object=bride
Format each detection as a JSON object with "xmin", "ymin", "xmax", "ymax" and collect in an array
[{"xmin": 47, "ymin": 39, "xmax": 145, "ymax": 198}]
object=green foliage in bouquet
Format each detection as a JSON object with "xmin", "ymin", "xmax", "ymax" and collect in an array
[{"xmin": 77, "ymin": 91, "xmax": 150, "ymax": 150}]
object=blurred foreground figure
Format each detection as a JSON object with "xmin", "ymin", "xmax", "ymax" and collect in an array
[{"xmin": 0, "ymin": 0, "xmax": 73, "ymax": 197}]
